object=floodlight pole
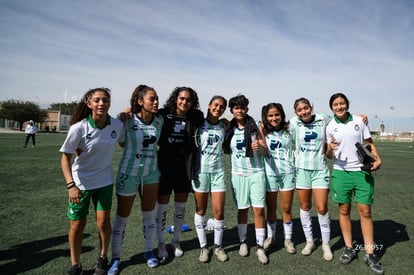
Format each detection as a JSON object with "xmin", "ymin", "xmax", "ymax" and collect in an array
[{"xmin": 390, "ymin": 106, "xmax": 395, "ymax": 135}]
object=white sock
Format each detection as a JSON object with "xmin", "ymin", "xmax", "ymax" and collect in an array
[
  {"xmin": 173, "ymin": 201, "xmax": 186, "ymax": 243},
  {"xmin": 300, "ymin": 208, "xmax": 313, "ymax": 242},
  {"xmin": 237, "ymin": 224, "xmax": 247, "ymax": 243},
  {"xmin": 111, "ymin": 214, "xmax": 129, "ymax": 259},
  {"xmin": 318, "ymin": 212, "xmax": 331, "ymax": 244},
  {"xmin": 283, "ymin": 221, "xmax": 293, "ymax": 240},
  {"xmin": 214, "ymin": 218, "xmax": 225, "ymax": 247},
  {"xmin": 194, "ymin": 213, "xmax": 207, "ymax": 248},
  {"xmin": 255, "ymin": 227, "xmax": 266, "ymax": 247},
  {"xmin": 266, "ymin": 220, "xmax": 276, "ymax": 239},
  {"xmin": 155, "ymin": 203, "xmax": 168, "ymax": 245},
  {"xmin": 142, "ymin": 210, "xmax": 156, "ymax": 253}
]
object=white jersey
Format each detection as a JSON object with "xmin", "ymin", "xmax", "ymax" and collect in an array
[
  {"xmin": 60, "ymin": 115, "xmax": 125, "ymax": 190},
  {"xmin": 230, "ymin": 127, "xmax": 264, "ymax": 175},
  {"xmin": 264, "ymin": 129, "xmax": 294, "ymax": 176},
  {"xmin": 289, "ymin": 113, "xmax": 330, "ymax": 170},
  {"xmin": 118, "ymin": 113, "xmax": 164, "ymax": 177},
  {"xmin": 198, "ymin": 119, "xmax": 226, "ymax": 173},
  {"xmin": 326, "ymin": 114, "xmax": 371, "ymax": 171}
]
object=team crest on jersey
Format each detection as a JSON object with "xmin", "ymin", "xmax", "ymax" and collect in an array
[
  {"xmin": 111, "ymin": 130, "xmax": 117, "ymax": 138},
  {"xmin": 86, "ymin": 133, "xmax": 92, "ymax": 140},
  {"xmin": 354, "ymin": 124, "xmax": 360, "ymax": 131}
]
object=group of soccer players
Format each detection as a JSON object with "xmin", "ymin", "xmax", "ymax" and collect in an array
[{"xmin": 60, "ymin": 86, "xmax": 383, "ymax": 275}]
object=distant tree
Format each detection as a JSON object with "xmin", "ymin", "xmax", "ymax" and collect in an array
[
  {"xmin": 0, "ymin": 99, "xmax": 48, "ymax": 130},
  {"xmin": 48, "ymin": 102, "xmax": 78, "ymax": 115}
]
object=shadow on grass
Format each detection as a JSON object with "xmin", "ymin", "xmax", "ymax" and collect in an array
[{"xmin": 0, "ymin": 234, "xmax": 93, "ymax": 274}]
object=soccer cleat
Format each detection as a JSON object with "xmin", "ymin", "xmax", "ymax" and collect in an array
[
  {"xmin": 256, "ymin": 247, "xmax": 269, "ymax": 265},
  {"xmin": 339, "ymin": 246, "xmax": 357, "ymax": 265},
  {"xmin": 107, "ymin": 258, "xmax": 121, "ymax": 275},
  {"xmin": 284, "ymin": 239, "xmax": 296, "ymax": 254},
  {"xmin": 322, "ymin": 243, "xmax": 333, "ymax": 261},
  {"xmin": 144, "ymin": 251, "xmax": 159, "ymax": 268},
  {"xmin": 171, "ymin": 241, "xmax": 184, "ymax": 257},
  {"xmin": 68, "ymin": 264, "xmax": 83, "ymax": 275},
  {"xmin": 301, "ymin": 241, "xmax": 315, "ymax": 256},
  {"xmin": 93, "ymin": 256, "xmax": 108, "ymax": 275},
  {"xmin": 214, "ymin": 246, "xmax": 228, "ymax": 262},
  {"xmin": 263, "ymin": 237, "xmax": 275, "ymax": 250},
  {"xmin": 363, "ymin": 254, "xmax": 384, "ymax": 275},
  {"xmin": 158, "ymin": 243, "xmax": 169, "ymax": 262},
  {"xmin": 239, "ymin": 242, "xmax": 249, "ymax": 257},
  {"xmin": 199, "ymin": 246, "xmax": 210, "ymax": 263}
]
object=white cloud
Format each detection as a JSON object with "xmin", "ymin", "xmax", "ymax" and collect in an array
[{"xmin": 1, "ymin": 0, "xmax": 413, "ymax": 131}]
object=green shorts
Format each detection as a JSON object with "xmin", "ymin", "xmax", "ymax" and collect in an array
[
  {"xmin": 231, "ymin": 171, "xmax": 266, "ymax": 209},
  {"xmin": 266, "ymin": 174, "xmax": 296, "ymax": 192},
  {"xmin": 115, "ymin": 170, "xmax": 160, "ymax": 196},
  {"xmin": 192, "ymin": 171, "xmax": 226, "ymax": 193},
  {"xmin": 331, "ymin": 169, "xmax": 375, "ymax": 205},
  {"xmin": 67, "ymin": 184, "xmax": 113, "ymax": 220},
  {"xmin": 295, "ymin": 167, "xmax": 330, "ymax": 189}
]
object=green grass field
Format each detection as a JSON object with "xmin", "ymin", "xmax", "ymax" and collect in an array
[{"xmin": 0, "ymin": 132, "xmax": 413, "ymax": 274}]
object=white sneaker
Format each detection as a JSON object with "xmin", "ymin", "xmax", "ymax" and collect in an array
[
  {"xmin": 284, "ymin": 239, "xmax": 296, "ymax": 254},
  {"xmin": 322, "ymin": 243, "xmax": 333, "ymax": 261},
  {"xmin": 301, "ymin": 241, "xmax": 315, "ymax": 256},
  {"xmin": 158, "ymin": 243, "xmax": 169, "ymax": 262},
  {"xmin": 256, "ymin": 247, "xmax": 269, "ymax": 265},
  {"xmin": 214, "ymin": 246, "xmax": 228, "ymax": 262},
  {"xmin": 263, "ymin": 237, "xmax": 275, "ymax": 250},
  {"xmin": 199, "ymin": 247, "xmax": 210, "ymax": 263},
  {"xmin": 239, "ymin": 242, "xmax": 249, "ymax": 257},
  {"xmin": 171, "ymin": 241, "xmax": 184, "ymax": 257}
]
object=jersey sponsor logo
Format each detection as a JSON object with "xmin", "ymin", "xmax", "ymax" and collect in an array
[
  {"xmin": 304, "ymin": 131, "xmax": 317, "ymax": 142},
  {"xmin": 207, "ymin": 134, "xmax": 220, "ymax": 145},
  {"xmin": 143, "ymin": 135, "xmax": 157, "ymax": 147},
  {"xmin": 173, "ymin": 121, "xmax": 186, "ymax": 133},
  {"xmin": 269, "ymin": 140, "xmax": 282, "ymax": 150},
  {"xmin": 236, "ymin": 139, "xmax": 245, "ymax": 151},
  {"xmin": 86, "ymin": 133, "xmax": 92, "ymax": 140}
]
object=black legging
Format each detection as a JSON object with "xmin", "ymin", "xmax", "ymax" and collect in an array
[{"xmin": 24, "ymin": 134, "xmax": 36, "ymax": 147}]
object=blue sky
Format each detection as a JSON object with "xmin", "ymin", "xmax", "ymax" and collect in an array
[{"xmin": 1, "ymin": 0, "xmax": 413, "ymax": 132}]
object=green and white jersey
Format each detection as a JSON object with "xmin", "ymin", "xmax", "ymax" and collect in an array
[
  {"xmin": 326, "ymin": 114, "xmax": 371, "ymax": 171},
  {"xmin": 230, "ymin": 127, "xmax": 264, "ymax": 175},
  {"xmin": 264, "ymin": 129, "xmax": 294, "ymax": 176},
  {"xmin": 198, "ymin": 120, "xmax": 226, "ymax": 173},
  {"xmin": 59, "ymin": 115, "xmax": 125, "ymax": 190},
  {"xmin": 118, "ymin": 113, "xmax": 164, "ymax": 177},
  {"xmin": 289, "ymin": 113, "xmax": 330, "ymax": 170}
]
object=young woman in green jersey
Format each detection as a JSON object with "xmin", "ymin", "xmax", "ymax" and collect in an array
[
  {"xmin": 108, "ymin": 85, "xmax": 163, "ymax": 274},
  {"xmin": 289, "ymin": 97, "xmax": 333, "ymax": 261},
  {"xmin": 326, "ymin": 93, "xmax": 383, "ymax": 274},
  {"xmin": 192, "ymin": 95, "xmax": 228, "ymax": 263},
  {"xmin": 60, "ymin": 88, "xmax": 124, "ymax": 275},
  {"xmin": 223, "ymin": 94, "xmax": 269, "ymax": 265},
  {"xmin": 259, "ymin": 103, "xmax": 296, "ymax": 254}
]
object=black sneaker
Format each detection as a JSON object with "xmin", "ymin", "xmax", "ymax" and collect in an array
[
  {"xmin": 94, "ymin": 256, "xmax": 109, "ymax": 275},
  {"xmin": 364, "ymin": 254, "xmax": 384, "ymax": 275},
  {"xmin": 68, "ymin": 264, "xmax": 83, "ymax": 275},
  {"xmin": 339, "ymin": 246, "xmax": 357, "ymax": 265}
]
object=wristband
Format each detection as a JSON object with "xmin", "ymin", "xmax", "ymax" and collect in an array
[
  {"xmin": 67, "ymin": 182, "xmax": 76, "ymax": 189},
  {"xmin": 66, "ymin": 181, "xmax": 75, "ymax": 185}
]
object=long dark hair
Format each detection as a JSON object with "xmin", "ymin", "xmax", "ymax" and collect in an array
[
  {"xmin": 261, "ymin": 102, "xmax": 288, "ymax": 135},
  {"xmin": 70, "ymin": 87, "xmax": 111, "ymax": 125},
  {"xmin": 206, "ymin": 95, "xmax": 227, "ymax": 120},
  {"xmin": 130, "ymin": 84, "xmax": 156, "ymax": 113},
  {"xmin": 164, "ymin": 86, "xmax": 200, "ymax": 115}
]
